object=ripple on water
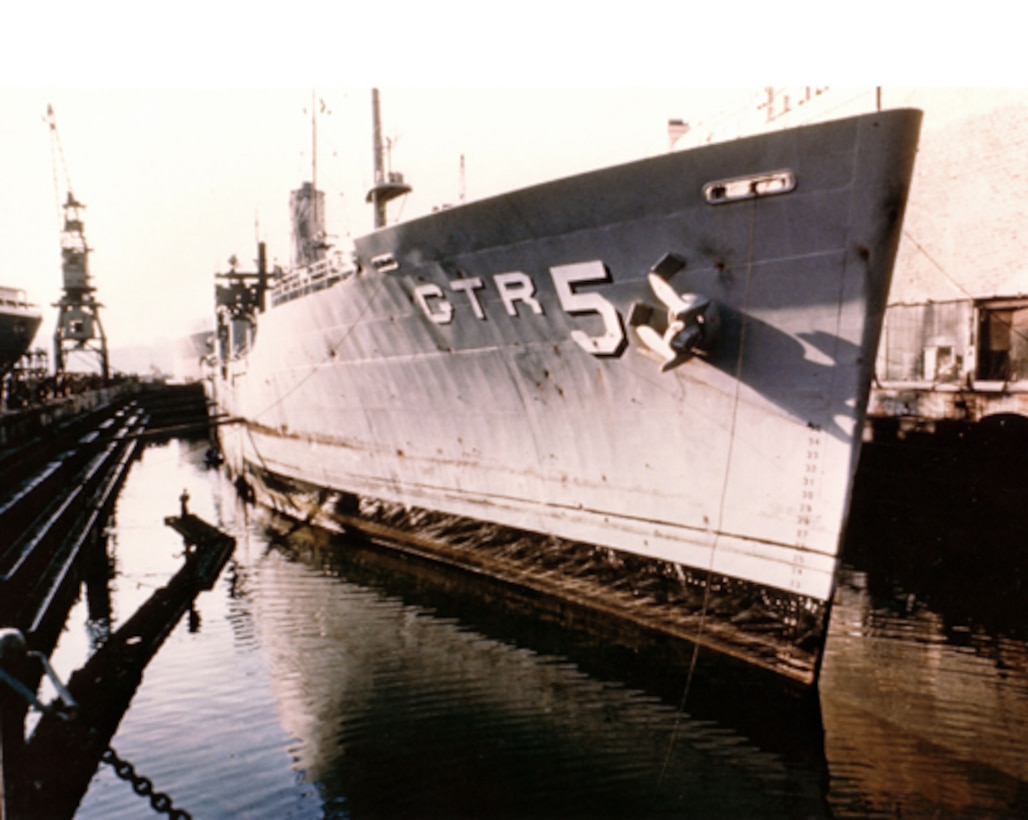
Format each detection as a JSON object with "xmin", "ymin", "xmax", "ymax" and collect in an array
[{"xmin": 51, "ymin": 440, "xmax": 1028, "ymax": 819}]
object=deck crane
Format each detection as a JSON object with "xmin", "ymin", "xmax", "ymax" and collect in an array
[{"xmin": 46, "ymin": 104, "xmax": 109, "ymax": 382}]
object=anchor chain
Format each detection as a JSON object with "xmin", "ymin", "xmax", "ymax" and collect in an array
[{"xmin": 102, "ymin": 746, "xmax": 192, "ymax": 819}]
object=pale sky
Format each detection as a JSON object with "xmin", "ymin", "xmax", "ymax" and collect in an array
[
  {"xmin": 0, "ymin": 86, "xmax": 750, "ymax": 354},
  {"xmin": 0, "ymin": 3, "xmax": 1018, "ymax": 369}
]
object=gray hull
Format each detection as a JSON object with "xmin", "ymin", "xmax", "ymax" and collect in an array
[
  {"xmin": 213, "ymin": 109, "xmax": 921, "ymax": 683},
  {"xmin": 0, "ymin": 287, "xmax": 41, "ymax": 378}
]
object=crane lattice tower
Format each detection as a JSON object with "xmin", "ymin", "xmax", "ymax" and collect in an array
[{"xmin": 47, "ymin": 105, "xmax": 109, "ymax": 381}]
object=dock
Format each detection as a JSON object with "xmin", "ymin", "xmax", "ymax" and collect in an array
[
  {"xmin": 0, "ymin": 381, "xmax": 219, "ymax": 820},
  {"xmin": 0, "ymin": 382, "xmax": 208, "ymax": 637},
  {"xmin": 1, "ymin": 510, "xmax": 233, "ymax": 820}
]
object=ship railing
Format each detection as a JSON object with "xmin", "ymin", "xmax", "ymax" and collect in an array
[
  {"xmin": 270, "ymin": 251, "xmax": 357, "ymax": 308},
  {"xmin": 0, "ymin": 288, "xmax": 35, "ymax": 310}
]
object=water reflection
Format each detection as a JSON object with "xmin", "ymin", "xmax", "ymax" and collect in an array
[
  {"xmin": 821, "ymin": 568, "xmax": 1028, "ymax": 816},
  {"xmin": 250, "ymin": 520, "xmax": 831, "ymax": 819},
  {"xmin": 822, "ymin": 435, "xmax": 1028, "ymax": 818},
  {"xmin": 61, "ymin": 438, "xmax": 1028, "ymax": 818}
]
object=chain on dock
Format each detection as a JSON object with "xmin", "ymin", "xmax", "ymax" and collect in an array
[{"xmin": 102, "ymin": 747, "xmax": 191, "ymax": 819}]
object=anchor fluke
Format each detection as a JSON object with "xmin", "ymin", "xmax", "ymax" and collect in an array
[{"xmin": 631, "ymin": 253, "xmax": 719, "ymax": 371}]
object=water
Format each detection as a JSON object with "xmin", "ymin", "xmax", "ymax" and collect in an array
[{"xmin": 29, "ymin": 437, "xmax": 1027, "ymax": 818}]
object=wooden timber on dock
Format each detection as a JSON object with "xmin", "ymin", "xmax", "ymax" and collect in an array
[
  {"xmin": 0, "ymin": 382, "xmax": 212, "ymax": 639},
  {"xmin": 5, "ymin": 513, "xmax": 234, "ymax": 820}
]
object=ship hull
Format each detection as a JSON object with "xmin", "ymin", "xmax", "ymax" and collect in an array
[
  {"xmin": 213, "ymin": 109, "xmax": 921, "ymax": 683},
  {"xmin": 0, "ymin": 292, "xmax": 41, "ymax": 378}
]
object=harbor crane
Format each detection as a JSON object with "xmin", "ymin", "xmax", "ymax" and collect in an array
[{"xmin": 45, "ymin": 104, "xmax": 109, "ymax": 382}]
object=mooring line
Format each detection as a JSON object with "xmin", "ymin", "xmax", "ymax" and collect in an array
[{"xmin": 656, "ymin": 202, "xmax": 757, "ymax": 792}]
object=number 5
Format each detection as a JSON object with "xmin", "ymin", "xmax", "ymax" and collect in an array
[{"xmin": 550, "ymin": 261, "xmax": 626, "ymax": 357}]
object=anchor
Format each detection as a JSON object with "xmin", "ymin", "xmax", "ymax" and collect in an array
[{"xmin": 629, "ymin": 253, "xmax": 720, "ymax": 372}]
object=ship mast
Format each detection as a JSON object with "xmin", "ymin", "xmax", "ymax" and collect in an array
[
  {"xmin": 366, "ymin": 89, "xmax": 411, "ymax": 229},
  {"xmin": 310, "ymin": 90, "xmax": 318, "ymax": 233},
  {"xmin": 371, "ymin": 89, "xmax": 383, "ymax": 223}
]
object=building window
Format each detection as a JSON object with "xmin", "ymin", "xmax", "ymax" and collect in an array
[{"xmin": 977, "ymin": 299, "xmax": 1028, "ymax": 382}]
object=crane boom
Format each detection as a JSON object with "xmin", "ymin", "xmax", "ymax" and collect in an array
[{"xmin": 45, "ymin": 105, "xmax": 78, "ymax": 215}]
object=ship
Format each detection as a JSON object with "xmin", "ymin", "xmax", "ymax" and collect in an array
[
  {"xmin": 209, "ymin": 90, "xmax": 922, "ymax": 686},
  {"xmin": 0, "ymin": 286, "xmax": 42, "ymax": 378},
  {"xmin": 683, "ymin": 87, "xmax": 1028, "ymax": 430}
]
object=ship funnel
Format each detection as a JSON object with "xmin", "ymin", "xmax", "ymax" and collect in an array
[{"xmin": 290, "ymin": 182, "xmax": 327, "ymax": 268}]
